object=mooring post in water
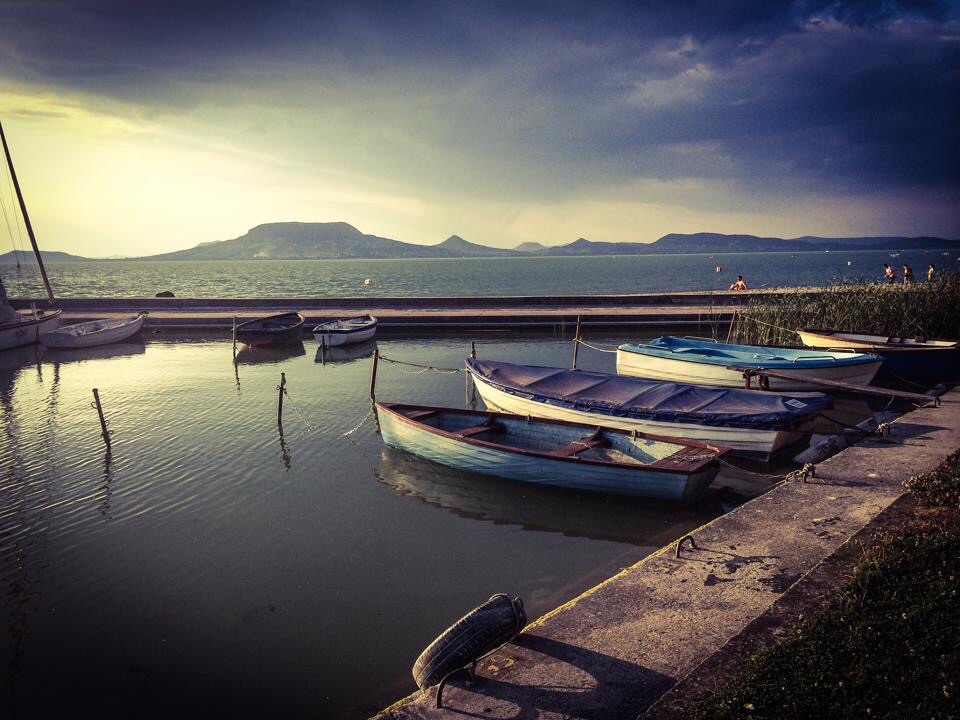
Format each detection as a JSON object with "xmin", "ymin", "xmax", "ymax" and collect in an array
[
  {"xmin": 277, "ymin": 372, "xmax": 286, "ymax": 427},
  {"xmin": 232, "ymin": 316, "xmax": 237, "ymax": 357},
  {"xmin": 369, "ymin": 348, "xmax": 380, "ymax": 403},
  {"xmin": 91, "ymin": 388, "xmax": 111, "ymax": 448},
  {"xmin": 470, "ymin": 341, "xmax": 476, "ymax": 359},
  {"xmin": 571, "ymin": 315, "xmax": 582, "ymax": 369}
]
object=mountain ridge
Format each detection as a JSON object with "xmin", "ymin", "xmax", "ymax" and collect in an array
[{"xmin": 2, "ymin": 223, "xmax": 958, "ymax": 262}]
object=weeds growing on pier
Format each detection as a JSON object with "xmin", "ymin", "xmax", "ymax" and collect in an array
[
  {"xmin": 904, "ymin": 450, "xmax": 960, "ymax": 508},
  {"xmin": 692, "ymin": 512, "xmax": 960, "ymax": 720},
  {"xmin": 730, "ymin": 271, "xmax": 960, "ymax": 346}
]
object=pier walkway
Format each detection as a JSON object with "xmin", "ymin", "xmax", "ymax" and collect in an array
[
  {"xmin": 374, "ymin": 388, "xmax": 960, "ymax": 719},
  {"xmin": 12, "ymin": 288, "xmax": 811, "ymax": 333}
]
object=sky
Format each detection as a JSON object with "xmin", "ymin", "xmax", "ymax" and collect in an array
[{"xmin": 0, "ymin": 0, "xmax": 958, "ymax": 257}]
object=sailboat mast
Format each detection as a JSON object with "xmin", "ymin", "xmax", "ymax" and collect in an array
[{"xmin": 0, "ymin": 120, "xmax": 55, "ymax": 303}]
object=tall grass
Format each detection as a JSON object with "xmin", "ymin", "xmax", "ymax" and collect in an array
[{"xmin": 730, "ymin": 271, "xmax": 960, "ymax": 346}]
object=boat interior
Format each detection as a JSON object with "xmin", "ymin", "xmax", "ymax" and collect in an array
[{"xmin": 400, "ymin": 407, "xmax": 693, "ymax": 466}]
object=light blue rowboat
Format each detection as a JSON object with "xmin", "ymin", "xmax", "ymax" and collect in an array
[
  {"xmin": 376, "ymin": 402, "xmax": 728, "ymax": 501},
  {"xmin": 617, "ymin": 336, "xmax": 882, "ymax": 390}
]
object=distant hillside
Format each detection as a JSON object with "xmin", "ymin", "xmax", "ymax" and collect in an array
[
  {"xmin": 0, "ymin": 249, "xmax": 92, "ymax": 263},
  {"xmin": 144, "ymin": 222, "xmax": 461, "ymax": 260},
  {"xmin": 647, "ymin": 233, "xmax": 960, "ymax": 254},
  {"xmin": 514, "ymin": 241, "xmax": 549, "ymax": 253},
  {"xmin": 435, "ymin": 235, "xmax": 524, "ymax": 257}
]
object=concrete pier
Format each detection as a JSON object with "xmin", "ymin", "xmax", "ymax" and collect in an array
[
  {"xmin": 10, "ymin": 288, "xmax": 812, "ymax": 333},
  {"xmin": 373, "ymin": 389, "xmax": 960, "ymax": 719}
]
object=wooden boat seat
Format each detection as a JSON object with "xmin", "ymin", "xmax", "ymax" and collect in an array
[
  {"xmin": 405, "ymin": 409, "xmax": 440, "ymax": 420},
  {"xmin": 549, "ymin": 433, "xmax": 609, "ymax": 457},
  {"xmin": 455, "ymin": 418, "xmax": 500, "ymax": 438}
]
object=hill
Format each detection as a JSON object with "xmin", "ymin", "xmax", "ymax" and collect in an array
[
  {"xmin": 143, "ymin": 222, "xmax": 459, "ymax": 260},
  {"xmin": 434, "ymin": 235, "xmax": 524, "ymax": 257},
  {"xmin": 0, "ymin": 249, "xmax": 92, "ymax": 263}
]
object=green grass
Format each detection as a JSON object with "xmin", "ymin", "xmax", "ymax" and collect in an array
[
  {"xmin": 691, "ymin": 514, "xmax": 960, "ymax": 720},
  {"xmin": 904, "ymin": 450, "xmax": 960, "ymax": 508},
  {"xmin": 730, "ymin": 271, "xmax": 960, "ymax": 346}
]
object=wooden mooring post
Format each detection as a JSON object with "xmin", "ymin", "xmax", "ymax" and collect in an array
[
  {"xmin": 571, "ymin": 315, "xmax": 582, "ymax": 369},
  {"xmin": 91, "ymin": 388, "xmax": 111, "ymax": 448},
  {"xmin": 369, "ymin": 348, "xmax": 380, "ymax": 403},
  {"xmin": 232, "ymin": 316, "xmax": 238, "ymax": 358},
  {"xmin": 277, "ymin": 372, "xmax": 286, "ymax": 426}
]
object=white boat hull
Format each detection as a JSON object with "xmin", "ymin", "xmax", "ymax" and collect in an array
[
  {"xmin": 470, "ymin": 371, "xmax": 795, "ymax": 458},
  {"xmin": 314, "ymin": 324, "xmax": 377, "ymax": 347},
  {"xmin": 39, "ymin": 313, "xmax": 145, "ymax": 349},
  {"xmin": 796, "ymin": 329, "xmax": 958, "ymax": 350},
  {"xmin": 377, "ymin": 409, "xmax": 718, "ymax": 501},
  {"xmin": 0, "ymin": 309, "xmax": 62, "ymax": 350},
  {"xmin": 616, "ymin": 348, "xmax": 881, "ymax": 391}
]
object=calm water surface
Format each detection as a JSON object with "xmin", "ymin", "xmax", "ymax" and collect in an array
[
  {"xmin": 2, "ymin": 249, "xmax": 954, "ymax": 298},
  {"xmin": 1, "ymin": 335, "xmax": 784, "ymax": 718}
]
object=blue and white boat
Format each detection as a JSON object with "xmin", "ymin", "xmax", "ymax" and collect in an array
[
  {"xmin": 376, "ymin": 402, "xmax": 728, "ymax": 501},
  {"xmin": 616, "ymin": 336, "xmax": 882, "ymax": 390},
  {"xmin": 465, "ymin": 358, "xmax": 831, "ymax": 458}
]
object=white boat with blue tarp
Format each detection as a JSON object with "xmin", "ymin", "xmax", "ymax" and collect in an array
[
  {"xmin": 376, "ymin": 402, "xmax": 728, "ymax": 501},
  {"xmin": 616, "ymin": 336, "xmax": 882, "ymax": 390},
  {"xmin": 465, "ymin": 358, "xmax": 831, "ymax": 458}
]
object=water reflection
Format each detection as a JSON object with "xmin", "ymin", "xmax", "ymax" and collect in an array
[
  {"xmin": 43, "ymin": 339, "xmax": 146, "ymax": 365},
  {"xmin": 234, "ymin": 341, "xmax": 306, "ymax": 364},
  {"xmin": 314, "ymin": 339, "xmax": 377, "ymax": 365},
  {"xmin": 377, "ymin": 447, "xmax": 723, "ymax": 546}
]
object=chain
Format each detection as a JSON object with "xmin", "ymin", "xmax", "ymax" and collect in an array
[
  {"xmin": 342, "ymin": 408, "xmax": 374, "ymax": 437},
  {"xmin": 281, "ymin": 387, "xmax": 317, "ymax": 432},
  {"xmin": 378, "ymin": 354, "xmax": 462, "ymax": 373}
]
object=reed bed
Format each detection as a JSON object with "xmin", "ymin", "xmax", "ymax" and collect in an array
[{"xmin": 730, "ymin": 271, "xmax": 960, "ymax": 346}]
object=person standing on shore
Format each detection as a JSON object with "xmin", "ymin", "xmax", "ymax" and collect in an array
[
  {"xmin": 883, "ymin": 263, "xmax": 896, "ymax": 283},
  {"xmin": 729, "ymin": 275, "xmax": 747, "ymax": 291},
  {"xmin": 928, "ymin": 263, "xmax": 936, "ymax": 282},
  {"xmin": 903, "ymin": 264, "xmax": 913, "ymax": 285}
]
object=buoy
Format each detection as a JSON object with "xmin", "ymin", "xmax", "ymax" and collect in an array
[
  {"xmin": 412, "ymin": 593, "xmax": 526, "ymax": 690},
  {"xmin": 847, "ymin": 260, "xmax": 852, "ymax": 266},
  {"xmin": 363, "ymin": 278, "xmax": 373, "ymax": 286}
]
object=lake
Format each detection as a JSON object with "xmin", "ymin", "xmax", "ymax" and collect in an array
[
  {"xmin": 0, "ymin": 333, "xmax": 781, "ymax": 719},
  {"xmin": 1, "ymin": 249, "xmax": 954, "ymax": 298}
]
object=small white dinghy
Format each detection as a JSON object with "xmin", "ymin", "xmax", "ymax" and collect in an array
[
  {"xmin": 39, "ymin": 312, "xmax": 146, "ymax": 349},
  {"xmin": 312, "ymin": 314, "xmax": 377, "ymax": 347}
]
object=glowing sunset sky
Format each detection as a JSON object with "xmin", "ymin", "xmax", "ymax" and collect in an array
[{"xmin": 0, "ymin": 0, "xmax": 957, "ymax": 257}]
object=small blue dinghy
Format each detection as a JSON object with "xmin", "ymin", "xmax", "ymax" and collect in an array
[{"xmin": 617, "ymin": 336, "xmax": 882, "ymax": 390}]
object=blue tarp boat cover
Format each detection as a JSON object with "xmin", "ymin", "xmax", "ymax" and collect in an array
[
  {"xmin": 466, "ymin": 358, "xmax": 832, "ymax": 430},
  {"xmin": 619, "ymin": 336, "xmax": 880, "ymax": 369}
]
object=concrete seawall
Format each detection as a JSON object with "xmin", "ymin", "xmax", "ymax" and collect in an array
[
  {"xmin": 11, "ymin": 288, "xmax": 814, "ymax": 333},
  {"xmin": 373, "ymin": 389, "xmax": 960, "ymax": 719}
]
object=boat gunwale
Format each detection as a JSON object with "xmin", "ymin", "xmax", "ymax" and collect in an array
[
  {"xmin": 0, "ymin": 307, "xmax": 63, "ymax": 331},
  {"xmin": 312, "ymin": 314, "xmax": 378, "ymax": 334},
  {"xmin": 797, "ymin": 327, "xmax": 959, "ymax": 351},
  {"xmin": 376, "ymin": 401, "xmax": 727, "ymax": 474},
  {"xmin": 618, "ymin": 337, "xmax": 882, "ymax": 368},
  {"xmin": 466, "ymin": 361, "xmax": 826, "ymax": 431}
]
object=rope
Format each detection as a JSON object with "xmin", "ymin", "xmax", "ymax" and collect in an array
[
  {"xmin": 378, "ymin": 354, "xmax": 461, "ymax": 374},
  {"xmin": 737, "ymin": 315, "xmax": 798, "ymax": 335},
  {"xmin": 575, "ymin": 339, "xmax": 618, "ymax": 353}
]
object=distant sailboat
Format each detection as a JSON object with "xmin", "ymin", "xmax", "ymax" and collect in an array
[{"xmin": 0, "ymin": 120, "xmax": 62, "ymax": 350}]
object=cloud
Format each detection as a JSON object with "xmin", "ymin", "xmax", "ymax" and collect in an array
[{"xmin": 0, "ymin": 0, "xmax": 957, "ymax": 251}]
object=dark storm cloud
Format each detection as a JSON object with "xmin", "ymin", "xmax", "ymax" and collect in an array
[{"xmin": 1, "ymin": 0, "xmax": 957, "ymax": 200}]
